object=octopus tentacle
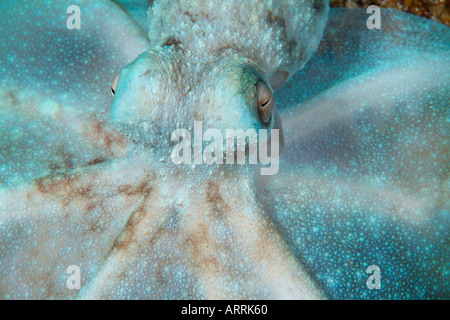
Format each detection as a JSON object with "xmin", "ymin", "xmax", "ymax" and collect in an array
[
  {"xmin": 0, "ymin": 0, "xmax": 150, "ymax": 184},
  {"xmin": 259, "ymin": 161, "xmax": 449, "ymax": 299},
  {"xmin": 0, "ymin": 158, "xmax": 152, "ymax": 299},
  {"xmin": 270, "ymin": 8, "xmax": 449, "ymax": 299},
  {"xmin": 80, "ymin": 162, "xmax": 324, "ymax": 299}
]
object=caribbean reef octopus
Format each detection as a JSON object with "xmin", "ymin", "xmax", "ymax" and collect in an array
[{"xmin": 0, "ymin": 0, "xmax": 448, "ymax": 299}]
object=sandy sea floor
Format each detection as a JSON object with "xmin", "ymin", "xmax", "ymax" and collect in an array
[{"xmin": 330, "ymin": 0, "xmax": 450, "ymax": 26}]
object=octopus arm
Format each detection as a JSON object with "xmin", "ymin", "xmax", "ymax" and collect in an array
[
  {"xmin": 0, "ymin": 159, "xmax": 153, "ymax": 299},
  {"xmin": 0, "ymin": 0, "xmax": 151, "ymax": 185},
  {"xmin": 78, "ymin": 163, "xmax": 324, "ymax": 299},
  {"xmin": 267, "ymin": 8, "xmax": 449, "ymax": 299},
  {"xmin": 113, "ymin": 0, "xmax": 151, "ymax": 32}
]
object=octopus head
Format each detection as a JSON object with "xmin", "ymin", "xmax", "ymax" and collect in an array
[{"xmin": 110, "ymin": 47, "xmax": 283, "ymax": 160}]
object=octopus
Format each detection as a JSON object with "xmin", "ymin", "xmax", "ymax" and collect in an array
[{"xmin": 0, "ymin": 0, "xmax": 448, "ymax": 300}]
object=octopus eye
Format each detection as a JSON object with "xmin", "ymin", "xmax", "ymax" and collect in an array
[
  {"xmin": 256, "ymin": 81, "xmax": 274, "ymax": 124},
  {"xmin": 110, "ymin": 73, "xmax": 119, "ymax": 97}
]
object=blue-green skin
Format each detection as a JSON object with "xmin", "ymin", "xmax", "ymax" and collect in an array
[{"xmin": 0, "ymin": 0, "xmax": 448, "ymax": 299}]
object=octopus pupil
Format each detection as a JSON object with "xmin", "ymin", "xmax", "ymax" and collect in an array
[{"xmin": 261, "ymin": 98, "xmax": 270, "ymax": 107}]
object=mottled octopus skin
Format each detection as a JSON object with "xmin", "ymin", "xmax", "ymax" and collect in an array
[{"xmin": 0, "ymin": 0, "xmax": 449, "ymax": 300}]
